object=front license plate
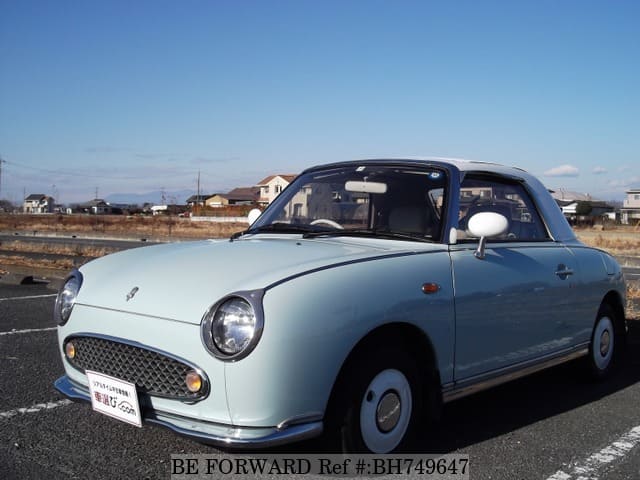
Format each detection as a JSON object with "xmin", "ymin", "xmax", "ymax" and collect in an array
[{"xmin": 86, "ymin": 370, "xmax": 142, "ymax": 427}]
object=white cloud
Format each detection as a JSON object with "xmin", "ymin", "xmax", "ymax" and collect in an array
[
  {"xmin": 544, "ymin": 165, "xmax": 580, "ymax": 177},
  {"xmin": 592, "ymin": 166, "xmax": 607, "ymax": 175}
]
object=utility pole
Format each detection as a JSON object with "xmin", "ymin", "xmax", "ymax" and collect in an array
[
  {"xmin": 52, "ymin": 184, "xmax": 57, "ymax": 212},
  {"xmin": 0, "ymin": 156, "xmax": 6, "ymax": 199},
  {"xmin": 196, "ymin": 170, "xmax": 201, "ymax": 216}
]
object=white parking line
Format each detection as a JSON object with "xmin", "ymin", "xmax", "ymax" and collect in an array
[
  {"xmin": 0, "ymin": 399, "xmax": 72, "ymax": 420},
  {"xmin": 547, "ymin": 425, "xmax": 640, "ymax": 479},
  {"xmin": 0, "ymin": 327, "xmax": 57, "ymax": 336},
  {"xmin": 0, "ymin": 294, "xmax": 57, "ymax": 302}
]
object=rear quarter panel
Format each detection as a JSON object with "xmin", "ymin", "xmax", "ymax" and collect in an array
[{"xmin": 567, "ymin": 245, "xmax": 626, "ymax": 342}]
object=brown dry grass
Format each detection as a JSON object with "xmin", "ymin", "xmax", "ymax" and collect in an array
[
  {"xmin": 0, "ymin": 214, "xmax": 245, "ymax": 239},
  {"xmin": 0, "ymin": 254, "xmax": 76, "ymax": 270},
  {"xmin": 0, "ymin": 240, "xmax": 118, "ymax": 258},
  {"xmin": 580, "ymin": 235, "xmax": 640, "ymax": 254},
  {"xmin": 0, "ymin": 214, "xmax": 247, "ymax": 273}
]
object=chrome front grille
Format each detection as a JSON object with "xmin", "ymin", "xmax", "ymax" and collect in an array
[{"xmin": 64, "ymin": 335, "xmax": 208, "ymax": 401}]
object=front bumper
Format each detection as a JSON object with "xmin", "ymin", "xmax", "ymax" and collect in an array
[{"xmin": 54, "ymin": 375, "xmax": 323, "ymax": 448}]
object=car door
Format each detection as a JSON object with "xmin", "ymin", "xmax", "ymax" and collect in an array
[{"xmin": 450, "ymin": 175, "xmax": 581, "ymax": 381}]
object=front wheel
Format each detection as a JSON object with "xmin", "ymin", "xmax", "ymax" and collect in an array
[{"xmin": 327, "ymin": 349, "xmax": 423, "ymax": 453}]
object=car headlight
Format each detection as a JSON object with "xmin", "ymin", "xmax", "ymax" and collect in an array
[
  {"xmin": 55, "ymin": 271, "xmax": 83, "ymax": 326},
  {"xmin": 201, "ymin": 291, "xmax": 264, "ymax": 361}
]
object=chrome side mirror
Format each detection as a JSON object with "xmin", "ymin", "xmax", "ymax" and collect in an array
[{"xmin": 467, "ymin": 212, "xmax": 509, "ymax": 259}]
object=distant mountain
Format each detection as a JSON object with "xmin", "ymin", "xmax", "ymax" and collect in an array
[{"xmin": 105, "ymin": 190, "xmax": 195, "ymax": 206}]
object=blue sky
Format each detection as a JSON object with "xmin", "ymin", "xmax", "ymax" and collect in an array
[{"xmin": 1, "ymin": 0, "xmax": 638, "ymax": 204}]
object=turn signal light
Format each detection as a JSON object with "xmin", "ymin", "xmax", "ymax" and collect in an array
[
  {"xmin": 65, "ymin": 341, "xmax": 76, "ymax": 359},
  {"xmin": 421, "ymin": 283, "xmax": 440, "ymax": 294},
  {"xmin": 185, "ymin": 370, "xmax": 203, "ymax": 393}
]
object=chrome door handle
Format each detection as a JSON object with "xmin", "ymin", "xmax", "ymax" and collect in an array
[{"xmin": 555, "ymin": 268, "xmax": 574, "ymax": 277}]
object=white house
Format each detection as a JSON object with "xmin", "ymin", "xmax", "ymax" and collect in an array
[
  {"xmin": 150, "ymin": 205, "xmax": 168, "ymax": 215},
  {"xmin": 23, "ymin": 194, "xmax": 54, "ymax": 213},
  {"xmin": 256, "ymin": 174, "xmax": 297, "ymax": 206},
  {"xmin": 621, "ymin": 188, "xmax": 640, "ymax": 225}
]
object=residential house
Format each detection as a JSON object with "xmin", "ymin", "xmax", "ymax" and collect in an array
[
  {"xmin": 561, "ymin": 200, "xmax": 614, "ymax": 217},
  {"xmin": 77, "ymin": 199, "xmax": 112, "ymax": 215},
  {"xmin": 150, "ymin": 204, "xmax": 188, "ymax": 216},
  {"xmin": 256, "ymin": 174, "xmax": 297, "ymax": 206},
  {"xmin": 225, "ymin": 187, "xmax": 260, "ymax": 205},
  {"xmin": 206, "ymin": 187, "xmax": 260, "ymax": 208},
  {"xmin": 186, "ymin": 194, "xmax": 210, "ymax": 209},
  {"xmin": 550, "ymin": 189, "xmax": 593, "ymax": 206},
  {"xmin": 23, "ymin": 194, "xmax": 54, "ymax": 213},
  {"xmin": 550, "ymin": 190, "xmax": 614, "ymax": 224},
  {"xmin": 621, "ymin": 189, "xmax": 640, "ymax": 225}
]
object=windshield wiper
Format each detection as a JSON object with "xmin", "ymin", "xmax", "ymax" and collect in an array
[
  {"xmin": 230, "ymin": 223, "xmax": 316, "ymax": 241},
  {"xmin": 302, "ymin": 229, "xmax": 434, "ymax": 243}
]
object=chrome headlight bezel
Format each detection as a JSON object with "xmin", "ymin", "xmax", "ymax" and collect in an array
[
  {"xmin": 200, "ymin": 290, "xmax": 265, "ymax": 361},
  {"xmin": 55, "ymin": 270, "xmax": 83, "ymax": 326}
]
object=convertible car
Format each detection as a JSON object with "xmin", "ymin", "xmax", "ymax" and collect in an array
[{"xmin": 54, "ymin": 158, "xmax": 626, "ymax": 453}]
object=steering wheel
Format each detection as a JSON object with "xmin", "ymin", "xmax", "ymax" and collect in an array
[{"xmin": 310, "ymin": 218, "xmax": 344, "ymax": 230}]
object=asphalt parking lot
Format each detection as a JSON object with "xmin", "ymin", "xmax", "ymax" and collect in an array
[{"xmin": 1, "ymin": 281, "xmax": 640, "ymax": 480}]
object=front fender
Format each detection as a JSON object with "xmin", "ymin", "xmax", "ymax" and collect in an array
[{"xmin": 223, "ymin": 251, "xmax": 455, "ymax": 427}]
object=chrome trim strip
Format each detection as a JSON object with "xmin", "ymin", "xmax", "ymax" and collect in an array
[
  {"xmin": 442, "ymin": 345, "xmax": 589, "ymax": 403},
  {"xmin": 276, "ymin": 412, "xmax": 324, "ymax": 431},
  {"xmin": 145, "ymin": 414, "xmax": 323, "ymax": 448},
  {"xmin": 62, "ymin": 332, "xmax": 210, "ymax": 402},
  {"xmin": 73, "ymin": 303, "xmax": 193, "ymax": 325},
  {"xmin": 54, "ymin": 375, "xmax": 323, "ymax": 448}
]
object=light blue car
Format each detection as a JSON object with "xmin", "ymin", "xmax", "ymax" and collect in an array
[{"xmin": 54, "ymin": 158, "xmax": 626, "ymax": 453}]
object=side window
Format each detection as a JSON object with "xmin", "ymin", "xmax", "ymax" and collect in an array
[{"xmin": 458, "ymin": 176, "xmax": 549, "ymax": 242}]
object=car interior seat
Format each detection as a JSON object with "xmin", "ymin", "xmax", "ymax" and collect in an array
[{"xmin": 388, "ymin": 205, "xmax": 427, "ymax": 235}]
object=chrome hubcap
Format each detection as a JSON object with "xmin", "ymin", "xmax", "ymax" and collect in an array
[
  {"xmin": 375, "ymin": 391, "xmax": 401, "ymax": 433},
  {"xmin": 593, "ymin": 315, "xmax": 614, "ymax": 371},
  {"xmin": 360, "ymin": 369, "xmax": 412, "ymax": 453}
]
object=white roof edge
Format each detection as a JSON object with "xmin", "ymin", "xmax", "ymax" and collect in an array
[
  {"xmin": 379, "ymin": 156, "xmax": 531, "ymax": 174},
  {"xmin": 387, "ymin": 157, "xmax": 576, "ymax": 242}
]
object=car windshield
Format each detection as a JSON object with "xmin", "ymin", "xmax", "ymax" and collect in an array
[{"xmin": 249, "ymin": 165, "xmax": 448, "ymax": 242}]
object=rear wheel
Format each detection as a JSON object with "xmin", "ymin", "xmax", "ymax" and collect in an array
[
  {"xmin": 327, "ymin": 348, "xmax": 423, "ymax": 453},
  {"xmin": 587, "ymin": 304, "xmax": 620, "ymax": 380}
]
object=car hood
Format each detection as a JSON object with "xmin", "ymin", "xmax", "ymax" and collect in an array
[{"xmin": 75, "ymin": 235, "xmax": 443, "ymax": 324}]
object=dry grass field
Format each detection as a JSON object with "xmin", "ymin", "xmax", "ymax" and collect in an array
[
  {"xmin": 0, "ymin": 213, "xmax": 246, "ymax": 240},
  {"xmin": 576, "ymin": 228, "xmax": 640, "ymax": 256},
  {"xmin": 575, "ymin": 227, "xmax": 640, "ymax": 319},
  {"xmin": 1, "ymin": 215, "xmax": 638, "ymax": 319}
]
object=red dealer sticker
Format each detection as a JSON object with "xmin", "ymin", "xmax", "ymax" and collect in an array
[{"xmin": 86, "ymin": 370, "xmax": 142, "ymax": 427}]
